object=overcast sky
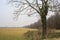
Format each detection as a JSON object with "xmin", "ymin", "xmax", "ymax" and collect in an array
[{"xmin": 0, "ymin": 0, "xmax": 55, "ymax": 27}]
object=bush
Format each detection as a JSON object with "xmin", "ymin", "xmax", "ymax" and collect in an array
[{"xmin": 24, "ymin": 31, "xmax": 42, "ymax": 40}]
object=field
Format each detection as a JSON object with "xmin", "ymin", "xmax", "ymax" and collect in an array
[
  {"xmin": 0, "ymin": 28, "xmax": 37, "ymax": 40},
  {"xmin": 0, "ymin": 28, "xmax": 60, "ymax": 40}
]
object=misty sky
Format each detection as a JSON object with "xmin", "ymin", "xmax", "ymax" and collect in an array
[{"xmin": 0, "ymin": 0, "xmax": 55, "ymax": 27}]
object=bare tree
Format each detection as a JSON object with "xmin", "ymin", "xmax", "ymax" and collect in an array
[
  {"xmin": 54, "ymin": 12, "xmax": 60, "ymax": 29},
  {"xmin": 47, "ymin": 12, "xmax": 60, "ymax": 29},
  {"xmin": 49, "ymin": 0, "xmax": 60, "ymax": 29},
  {"xmin": 8, "ymin": 0, "xmax": 60, "ymax": 40}
]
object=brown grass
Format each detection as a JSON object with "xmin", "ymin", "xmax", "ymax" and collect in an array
[{"xmin": 0, "ymin": 28, "xmax": 60, "ymax": 40}]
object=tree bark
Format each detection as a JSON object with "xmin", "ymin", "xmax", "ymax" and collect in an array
[
  {"xmin": 41, "ymin": 16, "xmax": 47, "ymax": 39},
  {"xmin": 40, "ymin": 0, "xmax": 48, "ymax": 39}
]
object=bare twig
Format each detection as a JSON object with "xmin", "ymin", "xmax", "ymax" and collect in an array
[{"xmin": 25, "ymin": 0, "xmax": 40, "ymax": 13}]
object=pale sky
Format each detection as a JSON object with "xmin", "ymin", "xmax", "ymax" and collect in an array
[{"xmin": 0, "ymin": 0, "xmax": 55, "ymax": 27}]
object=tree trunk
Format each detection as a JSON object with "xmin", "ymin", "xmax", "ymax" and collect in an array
[{"xmin": 41, "ymin": 16, "xmax": 47, "ymax": 39}]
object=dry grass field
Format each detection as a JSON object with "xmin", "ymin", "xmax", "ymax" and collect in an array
[
  {"xmin": 0, "ymin": 28, "xmax": 60, "ymax": 40},
  {"xmin": 0, "ymin": 28, "xmax": 38, "ymax": 40}
]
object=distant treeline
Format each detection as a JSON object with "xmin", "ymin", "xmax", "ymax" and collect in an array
[{"xmin": 24, "ymin": 13, "xmax": 60, "ymax": 29}]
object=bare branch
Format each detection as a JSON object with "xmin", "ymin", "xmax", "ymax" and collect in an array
[
  {"xmin": 48, "ymin": 0, "xmax": 60, "ymax": 12},
  {"xmin": 25, "ymin": 0, "xmax": 40, "ymax": 13},
  {"xmin": 36, "ymin": 0, "xmax": 41, "ymax": 11},
  {"xmin": 13, "ymin": 5, "xmax": 29, "ymax": 18}
]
